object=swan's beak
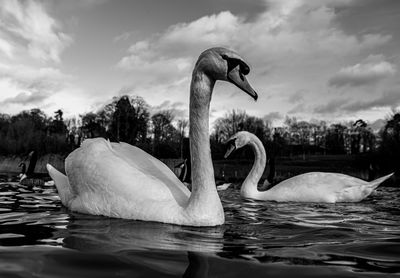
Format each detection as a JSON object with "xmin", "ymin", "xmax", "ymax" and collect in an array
[
  {"xmin": 228, "ymin": 66, "xmax": 258, "ymax": 101},
  {"xmin": 224, "ymin": 144, "xmax": 236, "ymax": 159}
]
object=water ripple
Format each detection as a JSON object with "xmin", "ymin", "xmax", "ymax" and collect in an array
[{"xmin": 0, "ymin": 179, "xmax": 399, "ymax": 276}]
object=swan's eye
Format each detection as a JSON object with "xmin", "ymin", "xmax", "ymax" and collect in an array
[
  {"xmin": 221, "ymin": 55, "xmax": 250, "ymax": 76},
  {"xmin": 239, "ymin": 63, "xmax": 250, "ymax": 75},
  {"xmin": 226, "ymin": 138, "xmax": 236, "ymax": 147}
]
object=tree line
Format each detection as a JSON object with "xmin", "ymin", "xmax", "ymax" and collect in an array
[
  {"xmin": 0, "ymin": 94, "xmax": 399, "ymax": 173},
  {"xmin": 0, "ymin": 108, "xmax": 69, "ymax": 155}
]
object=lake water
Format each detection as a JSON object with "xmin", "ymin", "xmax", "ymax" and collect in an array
[{"xmin": 0, "ymin": 173, "xmax": 399, "ymax": 277}]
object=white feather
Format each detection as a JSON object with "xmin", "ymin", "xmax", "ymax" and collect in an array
[
  {"xmin": 229, "ymin": 131, "xmax": 394, "ymax": 203},
  {"xmin": 47, "ymin": 48, "xmax": 256, "ymax": 226}
]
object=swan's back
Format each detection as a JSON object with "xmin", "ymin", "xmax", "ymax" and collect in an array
[{"xmin": 264, "ymin": 172, "xmax": 393, "ymax": 203}]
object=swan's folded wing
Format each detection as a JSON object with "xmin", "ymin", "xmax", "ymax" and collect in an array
[
  {"xmin": 110, "ymin": 141, "xmax": 190, "ymax": 195},
  {"xmin": 65, "ymin": 138, "xmax": 189, "ymax": 206},
  {"xmin": 287, "ymin": 172, "xmax": 369, "ymax": 202},
  {"xmin": 268, "ymin": 172, "xmax": 362, "ymax": 202}
]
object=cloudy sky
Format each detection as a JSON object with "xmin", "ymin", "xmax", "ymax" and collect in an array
[{"xmin": 0, "ymin": 0, "xmax": 399, "ymax": 126}]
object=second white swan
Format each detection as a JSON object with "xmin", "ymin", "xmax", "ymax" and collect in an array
[{"xmin": 225, "ymin": 131, "xmax": 393, "ymax": 203}]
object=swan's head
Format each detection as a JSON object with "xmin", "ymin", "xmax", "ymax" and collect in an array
[
  {"xmin": 195, "ymin": 47, "xmax": 258, "ymax": 100},
  {"xmin": 224, "ymin": 131, "xmax": 252, "ymax": 158},
  {"xmin": 18, "ymin": 162, "xmax": 26, "ymax": 175}
]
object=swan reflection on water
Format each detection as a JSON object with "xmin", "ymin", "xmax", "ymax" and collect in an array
[
  {"xmin": 63, "ymin": 214, "xmax": 225, "ymax": 253},
  {"xmin": 62, "ymin": 216, "xmax": 218, "ymax": 277}
]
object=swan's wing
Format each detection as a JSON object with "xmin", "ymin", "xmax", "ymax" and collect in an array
[
  {"xmin": 332, "ymin": 172, "xmax": 393, "ymax": 202},
  {"xmin": 110, "ymin": 141, "xmax": 189, "ymax": 194},
  {"xmin": 268, "ymin": 172, "xmax": 365, "ymax": 202},
  {"xmin": 269, "ymin": 172, "xmax": 387, "ymax": 202},
  {"xmin": 65, "ymin": 138, "xmax": 190, "ymax": 207}
]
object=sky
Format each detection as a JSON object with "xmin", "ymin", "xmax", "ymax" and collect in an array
[{"xmin": 0, "ymin": 0, "xmax": 399, "ymax": 128}]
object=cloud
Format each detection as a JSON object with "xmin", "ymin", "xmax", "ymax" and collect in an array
[
  {"xmin": 0, "ymin": 1, "xmax": 81, "ymax": 117},
  {"xmin": 263, "ymin": 111, "xmax": 283, "ymax": 123},
  {"xmin": 115, "ymin": 11, "xmax": 239, "ymax": 87},
  {"xmin": 311, "ymin": 88, "xmax": 400, "ymax": 116},
  {"xmin": 0, "ymin": 34, "xmax": 14, "ymax": 58},
  {"xmin": 369, "ymin": 118, "xmax": 386, "ymax": 133},
  {"xmin": 287, "ymin": 92, "xmax": 304, "ymax": 104},
  {"xmin": 149, "ymin": 100, "xmax": 188, "ymax": 119},
  {"xmin": 118, "ymin": 3, "xmax": 390, "ymax": 72},
  {"xmin": 115, "ymin": 0, "xmax": 393, "ymax": 120},
  {"xmin": 0, "ymin": 64, "xmax": 72, "ymax": 94},
  {"xmin": 117, "ymin": 55, "xmax": 192, "ymax": 85},
  {"xmin": 0, "ymin": 64, "xmax": 74, "ymax": 114},
  {"xmin": 313, "ymin": 98, "xmax": 349, "ymax": 114},
  {"xmin": 113, "ymin": 31, "xmax": 134, "ymax": 43},
  {"xmin": 0, "ymin": 91, "xmax": 49, "ymax": 105},
  {"xmin": 0, "ymin": 0, "xmax": 72, "ymax": 62},
  {"xmin": 120, "ymin": 11, "xmax": 240, "ymax": 62},
  {"xmin": 77, "ymin": 0, "xmax": 109, "ymax": 7},
  {"xmin": 342, "ymin": 89, "xmax": 400, "ymax": 112},
  {"xmin": 288, "ymin": 102, "xmax": 306, "ymax": 114},
  {"xmin": 328, "ymin": 55, "xmax": 396, "ymax": 87}
]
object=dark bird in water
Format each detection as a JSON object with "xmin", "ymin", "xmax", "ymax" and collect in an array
[
  {"xmin": 19, "ymin": 151, "xmax": 45, "ymax": 187},
  {"xmin": 174, "ymin": 137, "xmax": 192, "ymax": 184},
  {"xmin": 176, "ymin": 137, "xmax": 231, "ymax": 191},
  {"xmin": 175, "ymin": 159, "xmax": 231, "ymax": 191},
  {"xmin": 18, "ymin": 162, "xmax": 26, "ymax": 177},
  {"xmin": 259, "ymin": 156, "xmax": 276, "ymax": 190},
  {"xmin": 175, "ymin": 158, "xmax": 191, "ymax": 184}
]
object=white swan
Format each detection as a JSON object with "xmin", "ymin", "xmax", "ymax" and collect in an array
[
  {"xmin": 46, "ymin": 47, "xmax": 258, "ymax": 226},
  {"xmin": 224, "ymin": 131, "xmax": 394, "ymax": 203}
]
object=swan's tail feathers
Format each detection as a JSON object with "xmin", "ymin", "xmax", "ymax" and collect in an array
[
  {"xmin": 46, "ymin": 164, "xmax": 73, "ymax": 206},
  {"xmin": 367, "ymin": 172, "xmax": 394, "ymax": 190}
]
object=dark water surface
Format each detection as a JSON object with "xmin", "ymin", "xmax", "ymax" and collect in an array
[{"xmin": 0, "ymin": 174, "xmax": 399, "ymax": 277}]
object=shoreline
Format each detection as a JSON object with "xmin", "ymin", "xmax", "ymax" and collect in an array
[
  {"xmin": 0, "ymin": 153, "xmax": 392, "ymax": 184},
  {"xmin": 0, "ymin": 153, "xmax": 374, "ymax": 176},
  {"xmin": 0, "ymin": 154, "xmax": 67, "ymax": 175}
]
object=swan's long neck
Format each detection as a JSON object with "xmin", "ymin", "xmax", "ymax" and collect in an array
[
  {"xmin": 241, "ymin": 134, "xmax": 266, "ymax": 199},
  {"xmin": 186, "ymin": 69, "xmax": 224, "ymax": 224}
]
